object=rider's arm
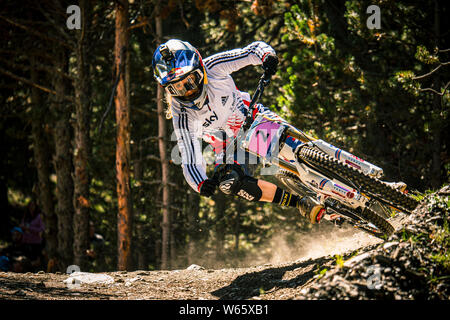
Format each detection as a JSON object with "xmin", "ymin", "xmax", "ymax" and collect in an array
[
  {"xmin": 204, "ymin": 41, "xmax": 276, "ymax": 77},
  {"xmin": 172, "ymin": 111, "xmax": 208, "ymax": 193}
]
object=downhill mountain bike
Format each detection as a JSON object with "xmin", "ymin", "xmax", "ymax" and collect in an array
[{"xmin": 227, "ymin": 73, "xmax": 419, "ymax": 239}]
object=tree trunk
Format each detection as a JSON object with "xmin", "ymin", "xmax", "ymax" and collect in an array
[
  {"xmin": 30, "ymin": 56, "xmax": 58, "ymax": 267},
  {"xmin": 115, "ymin": 0, "xmax": 133, "ymax": 271},
  {"xmin": 234, "ymin": 200, "xmax": 242, "ymax": 253},
  {"xmin": 52, "ymin": 47, "xmax": 74, "ymax": 271},
  {"xmin": 431, "ymin": 0, "xmax": 442, "ymax": 189},
  {"xmin": 73, "ymin": 0, "xmax": 92, "ymax": 270},
  {"xmin": 215, "ymin": 192, "xmax": 227, "ymax": 259},
  {"xmin": 186, "ymin": 190, "xmax": 200, "ymax": 265},
  {"xmin": 155, "ymin": 3, "xmax": 171, "ymax": 270}
]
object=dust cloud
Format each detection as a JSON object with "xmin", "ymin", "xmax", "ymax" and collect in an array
[
  {"xmin": 181, "ymin": 222, "xmax": 383, "ymax": 270},
  {"xmin": 238, "ymin": 213, "xmax": 410, "ymax": 267},
  {"xmin": 258, "ymin": 223, "xmax": 382, "ymax": 265}
]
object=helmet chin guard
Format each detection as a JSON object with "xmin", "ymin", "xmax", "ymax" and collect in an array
[{"xmin": 171, "ymin": 82, "xmax": 208, "ymax": 110}]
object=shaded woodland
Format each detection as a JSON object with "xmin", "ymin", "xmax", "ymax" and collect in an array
[{"xmin": 0, "ymin": 0, "xmax": 448, "ymax": 272}]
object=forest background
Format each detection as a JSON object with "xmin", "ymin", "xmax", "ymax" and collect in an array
[{"xmin": 0, "ymin": 0, "xmax": 448, "ymax": 272}]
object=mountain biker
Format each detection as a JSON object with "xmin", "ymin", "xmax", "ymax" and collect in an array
[{"xmin": 152, "ymin": 39, "xmax": 326, "ymax": 224}]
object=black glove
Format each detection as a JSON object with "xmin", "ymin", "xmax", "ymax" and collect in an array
[
  {"xmin": 199, "ymin": 179, "xmax": 218, "ymax": 197},
  {"xmin": 262, "ymin": 53, "xmax": 279, "ymax": 76}
]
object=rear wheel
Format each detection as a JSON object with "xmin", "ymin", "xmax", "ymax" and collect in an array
[
  {"xmin": 275, "ymin": 169, "xmax": 395, "ymax": 238},
  {"xmin": 275, "ymin": 169, "xmax": 316, "ymax": 198},
  {"xmin": 325, "ymin": 199, "xmax": 395, "ymax": 238}
]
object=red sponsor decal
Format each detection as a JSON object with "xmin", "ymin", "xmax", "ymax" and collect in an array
[
  {"xmin": 316, "ymin": 209, "xmax": 326, "ymax": 222},
  {"xmin": 345, "ymin": 160, "xmax": 361, "ymax": 170}
]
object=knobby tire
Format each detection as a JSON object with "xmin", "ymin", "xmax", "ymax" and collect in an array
[{"xmin": 297, "ymin": 146, "xmax": 419, "ymax": 213}]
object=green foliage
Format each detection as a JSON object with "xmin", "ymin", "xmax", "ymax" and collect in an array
[
  {"xmin": 278, "ymin": 0, "xmax": 449, "ymax": 190},
  {"xmin": 334, "ymin": 254, "xmax": 345, "ymax": 269},
  {"xmin": 402, "ymin": 187, "xmax": 450, "ymax": 278},
  {"xmin": 315, "ymin": 266, "xmax": 328, "ymax": 279},
  {"xmin": 415, "ymin": 46, "xmax": 440, "ymax": 65}
]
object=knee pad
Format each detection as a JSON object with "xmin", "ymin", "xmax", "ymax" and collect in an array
[{"xmin": 218, "ymin": 166, "xmax": 262, "ymax": 202}]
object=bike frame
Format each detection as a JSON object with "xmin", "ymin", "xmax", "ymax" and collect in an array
[
  {"xmin": 241, "ymin": 113, "xmax": 377, "ymax": 211},
  {"xmin": 225, "ymin": 73, "xmax": 386, "ymax": 215}
]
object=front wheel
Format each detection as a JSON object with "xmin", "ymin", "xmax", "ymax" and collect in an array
[{"xmin": 297, "ymin": 145, "xmax": 419, "ymax": 213}]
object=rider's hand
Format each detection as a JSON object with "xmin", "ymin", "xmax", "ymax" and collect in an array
[
  {"xmin": 199, "ymin": 179, "xmax": 218, "ymax": 197},
  {"xmin": 262, "ymin": 53, "xmax": 278, "ymax": 77}
]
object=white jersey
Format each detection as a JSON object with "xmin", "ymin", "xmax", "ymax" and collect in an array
[{"xmin": 171, "ymin": 41, "xmax": 277, "ymax": 192}]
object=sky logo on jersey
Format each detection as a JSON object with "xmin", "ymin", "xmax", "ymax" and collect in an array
[{"xmin": 203, "ymin": 111, "xmax": 218, "ymax": 127}]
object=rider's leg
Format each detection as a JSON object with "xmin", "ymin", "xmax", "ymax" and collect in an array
[
  {"xmin": 256, "ymin": 179, "xmax": 276, "ymax": 201},
  {"xmin": 215, "ymin": 163, "xmax": 325, "ymax": 224},
  {"xmin": 257, "ymin": 179, "xmax": 325, "ymax": 224}
]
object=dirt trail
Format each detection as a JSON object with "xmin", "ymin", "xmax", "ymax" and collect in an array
[
  {"xmin": 0, "ymin": 245, "xmax": 376, "ymax": 300},
  {"xmin": 1, "ymin": 187, "xmax": 448, "ymax": 300},
  {"xmin": 0, "ymin": 225, "xmax": 382, "ymax": 300}
]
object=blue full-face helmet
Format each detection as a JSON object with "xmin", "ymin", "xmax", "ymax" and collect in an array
[{"xmin": 152, "ymin": 39, "xmax": 208, "ymax": 110}]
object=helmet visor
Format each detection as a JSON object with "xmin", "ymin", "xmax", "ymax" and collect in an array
[
  {"xmin": 153, "ymin": 49, "xmax": 200, "ymax": 85},
  {"xmin": 165, "ymin": 69, "xmax": 204, "ymax": 100}
]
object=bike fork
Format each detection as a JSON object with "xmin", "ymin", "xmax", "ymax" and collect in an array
[
  {"xmin": 307, "ymin": 140, "xmax": 384, "ymax": 178},
  {"xmin": 292, "ymin": 162, "xmax": 368, "ymax": 209}
]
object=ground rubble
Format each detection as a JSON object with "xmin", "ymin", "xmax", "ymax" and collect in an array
[{"xmin": 295, "ymin": 186, "xmax": 450, "ymax": 300}]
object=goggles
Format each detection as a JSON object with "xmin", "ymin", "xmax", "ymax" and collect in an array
[{"xmin": 165, "ymin": 69, "xmax": 204, "ymax": 99}]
